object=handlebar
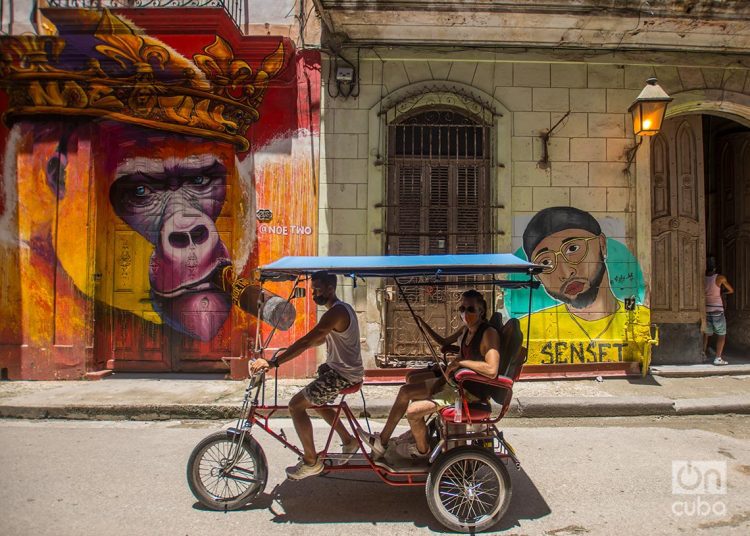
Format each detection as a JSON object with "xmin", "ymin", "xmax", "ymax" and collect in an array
[
  {"xmin": 247, "ymin": 347, "xmax": 288, "ymax": 381},
  {"xmin": 271, "ymin": 347, "xmax": 288, "ymax": 361}
]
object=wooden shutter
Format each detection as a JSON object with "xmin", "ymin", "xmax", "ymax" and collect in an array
[
  {"xmin": 394, "ymin": 164, "xmax": 422, "ymax": 255},
  {"xmin": 455, "ymin": 165, "xmax": 483, "ymax": 253},
  {"xmin": 428, "ymin": 165, "xmax": 449, "ymax": 254}
]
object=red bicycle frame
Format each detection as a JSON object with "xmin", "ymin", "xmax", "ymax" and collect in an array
[{"xmin": 245, "ymin": 394, "xmax": 430, "ymax": 486}]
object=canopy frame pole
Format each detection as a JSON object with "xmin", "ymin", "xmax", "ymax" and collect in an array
[
  {"xmin": 256, "ymin": 276, "xmax": 303, "ymax": 407},
  {"xmin": 394, "ymin": 278, "xmax": 448, "ymax": 371},
  {"xmin": 525, "ymin": 273, "xmax": 534, "ymax": 363}
]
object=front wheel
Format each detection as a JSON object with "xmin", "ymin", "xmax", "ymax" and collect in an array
[
  {"xmin": 426, "ymin": 446, "xmax": 512, "ymax": 533},
  {"xmin": 187, "ymin": 430, "xmax": 268, "ymax": 511}
]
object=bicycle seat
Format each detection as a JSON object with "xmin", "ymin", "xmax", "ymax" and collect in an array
[
  {"xmin": 339, "ymin": 382, "xmax": 363, "ymax": 395},
  {"xmin": 440, "ymin": 402, "xmax": 492, "ymax": 423}
]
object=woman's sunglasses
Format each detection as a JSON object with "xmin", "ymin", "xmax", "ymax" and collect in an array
[{"xmin": 458, "ymin": 305, "xmax": 477, "ymax": 313}]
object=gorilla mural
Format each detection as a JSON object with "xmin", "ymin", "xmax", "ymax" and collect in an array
[
  {"xmin": 0, "ymin": 8, "xmax": 314, "ymax": 378},
  {"xmin": 106, "ymin": 129, "xmax": 235, "ymax": 341}
]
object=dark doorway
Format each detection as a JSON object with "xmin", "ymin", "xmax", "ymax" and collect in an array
[
  {"xmin": 704, "ymin": 115, "xmax": 750, "ymax": 360},
  {"xmin": 651, "ymin": 114, "xmax": 750, "ymax": 364}
]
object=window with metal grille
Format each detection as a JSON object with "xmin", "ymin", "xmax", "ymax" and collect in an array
[
  {"xmin": 386, "ymin": 108, "xmax": 490, "ymax": 256},
  {"xmin": 380, "ymin": 107, "xmax": 493, "ymax": 366}
]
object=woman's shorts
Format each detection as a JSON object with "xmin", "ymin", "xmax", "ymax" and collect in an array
[
  {"xmin": 429, "ymin": 381, "xmax": 482, "ymax": 408},
  {"xmin": 704, "ymin": 312, "xmax": 727, "ymax": 336}
]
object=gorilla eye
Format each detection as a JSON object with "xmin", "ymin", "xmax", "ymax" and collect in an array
[
  {"xmin": 134, "ymin": 185, "xmax": 149, "ymax": 197},
  {"xmin": 188, "ymin": 175, "xmax": 212, "ymax": 187}
]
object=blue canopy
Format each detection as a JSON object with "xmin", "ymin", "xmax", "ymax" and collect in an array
[{"xmin": 259, "ymin": 254, "xmax": 542, "ymax": 280}]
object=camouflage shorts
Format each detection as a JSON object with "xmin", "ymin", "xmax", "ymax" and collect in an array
[{"xmin": 302, "ymin": 363, "xmax": 356, "ymax": 405}]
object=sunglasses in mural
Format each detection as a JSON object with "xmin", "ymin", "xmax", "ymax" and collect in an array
[{"xmin": 532, "ymin": 236, "xmax": 600, "ymax": 274}]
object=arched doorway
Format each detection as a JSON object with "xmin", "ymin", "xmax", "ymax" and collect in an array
[{"xmin": 651, "ymin": 113, "xmax": 750, "ymax": 363}]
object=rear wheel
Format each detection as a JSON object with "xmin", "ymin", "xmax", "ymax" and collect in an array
[
  {"xmin": 426, "ymin": 446, "xmax": 512, "ymax": 533},
  {"xmin": 187, "ymin": 430, "xmax": 268, "ymax": 511}
]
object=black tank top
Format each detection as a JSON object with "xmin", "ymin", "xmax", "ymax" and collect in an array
[
  {"xmin": 458, "ymin": 322, "xmax": 498, "ymax": 402},
  {"xmin": 460, "ymin": 322, "xmax": 492, "ymax": 362}
]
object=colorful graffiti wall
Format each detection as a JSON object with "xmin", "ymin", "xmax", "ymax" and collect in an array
[
  {"xmin": 508, "ymin": 206, "xmax": 653, "ymax": 370},
  {"xmin": 0, "ymin": 8, "xmax": 319, "ymax": 379}
]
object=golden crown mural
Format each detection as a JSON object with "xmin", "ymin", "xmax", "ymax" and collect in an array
[{"xmin": 0, "ymin": 9, "xmax": 285, "ymax": 150}]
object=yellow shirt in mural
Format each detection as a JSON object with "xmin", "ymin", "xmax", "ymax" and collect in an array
[{"xmin": 519, "ymin": 300, "xmax": 651, "ymax": 365}]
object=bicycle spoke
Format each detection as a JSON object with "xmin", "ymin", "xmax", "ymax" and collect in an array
[
  {"xmin": 434, "ymin": 454, "xmax": 507, "ymax": 527},
  {"xmin": 196, "ymin": 439, "xmax": 260, "ymax": 501}
]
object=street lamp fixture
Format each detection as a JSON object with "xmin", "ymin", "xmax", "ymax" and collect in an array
[
  {"xmin": 628, "ymin": 78, "xmax": 673, "ymax": 136},
  {"xmin": 624, "ymin": 78, "xmax": 673, "ymax": 175}
]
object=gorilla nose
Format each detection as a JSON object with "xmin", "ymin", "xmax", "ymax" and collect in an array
[
  {"xmin": 151, "ymin": 210, "xmax": 230, "ymax": 295},
  {"xmin": 168, "ymin": 225, "xmax": 209, "ymax": 249}
]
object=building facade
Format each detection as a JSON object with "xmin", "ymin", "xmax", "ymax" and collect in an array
[
  {"xmin": 315, "ymin": 0, "xmax": 750, "ymax": 372},
  {"xmin": 2, "ymin": 1, "xmax": 750, "ymax": 379},
  {"xmin": 0, "ymin": 3, "xmax": 321, "ymax": 379}
]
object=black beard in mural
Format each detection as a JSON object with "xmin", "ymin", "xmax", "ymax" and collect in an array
[{"xmin": 546, "ymin": 253, "xmax": 607, "ymax": 309}]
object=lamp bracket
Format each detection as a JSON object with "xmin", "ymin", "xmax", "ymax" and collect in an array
[
  {"xmin": 538, "ymin": 111, "xmax": 570, "ymax": 169},
  {"xmin": 623, "ymin": 137, "xmax": 644, "ymax": 177}
]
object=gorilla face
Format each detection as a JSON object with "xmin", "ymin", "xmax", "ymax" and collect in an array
[{"xmin": 109, "ymin": 147, "xmax": 234, "ymax": 341}]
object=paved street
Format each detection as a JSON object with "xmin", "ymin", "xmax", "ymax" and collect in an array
[{"xmin": 1, "ymin": 416, "xmax": 749, "ymax": 536}]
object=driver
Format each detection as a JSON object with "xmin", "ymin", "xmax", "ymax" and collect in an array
[
  {"xmin": 359, "ymin": 290, "xmax": 500, "ymax": 459},
  {"xmin": 250, "ymin": 271, "xmax": 363, "ymax": 479}
]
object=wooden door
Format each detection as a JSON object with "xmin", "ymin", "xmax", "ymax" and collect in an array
[
  {"xmin": 96, "ymin": 192, "xmax": 234, "ymax": 373},
  {"xmin": 650, "ymin": 115, "xmax": 706, "ymax": 324},
  {"xmin": 384, "ymin": 161, "xmax": 490, "ymax": 363},
  {"xmin": 102, "ymin": 222, "xmax": 171, "ymax": 371}
]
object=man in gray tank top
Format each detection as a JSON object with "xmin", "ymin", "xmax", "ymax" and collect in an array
[{"xmin": 250, "ymin": 271, "xmax": 363, "ymax": 479}]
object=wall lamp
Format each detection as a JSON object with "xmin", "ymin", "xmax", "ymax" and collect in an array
[{"xmin": 624, "ymin": 78, "xmax": 673, "ymax": 175}]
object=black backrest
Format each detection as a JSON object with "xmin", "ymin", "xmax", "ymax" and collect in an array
[
  {"xmin": 499, "ymin": 317, "xmax": 525, "ymax": 379},
  {"xmin": 476, "ymin": 317, "xmax": 523, "ymax": 404},
  {"xmin": 488, "ymin": 311, "xmax": 503, "ymax": 332},
  {"xmin": 462, "ymin": 316, "xmax": 525, "ymax": 405}
]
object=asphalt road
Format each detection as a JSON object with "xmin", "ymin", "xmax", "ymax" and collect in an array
[{"xmin": 1, "ymin": 416, "xmax": 749, "ymax": 536}]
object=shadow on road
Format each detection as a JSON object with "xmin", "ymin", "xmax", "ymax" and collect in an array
[
  {"xmin": 624, "ymin": 375, "xmax": 661, "ymax": 387},
  {"xmin": 496, "ymin": 465, "xmax": 552, "ymax": 531},
  {"xmin": 191, "ymin": 492, "xmax": 275, "ymax": 512},
  {"xmin": 261, "ymin": 465, "xmax": 550, "ymax": 532}
]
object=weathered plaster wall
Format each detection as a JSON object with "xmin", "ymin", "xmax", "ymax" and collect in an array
[{"xmin": 320, "ymin": 49, "xmax": 750, "ymax": 367}]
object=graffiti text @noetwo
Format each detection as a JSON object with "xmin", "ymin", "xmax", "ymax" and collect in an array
[{"xmin": 259, "ymin": 224, "xmax": 313, "ymax": 236}]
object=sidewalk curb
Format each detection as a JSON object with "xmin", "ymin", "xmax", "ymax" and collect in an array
[
  {"xmin": 3, "ymin": 395, "xmax": 750, "ymax": 421},
  {"xmin": 0, "ymin": 404, "xmax": 241, "ymax": 421},
  {"xmin": 650, "ymin": 365, "xmax": 750, "ymax": 378},
  {"xmin": 515, "ymin": 396, "xmax": 676, "ymax": 418},
  {"xmin": 673, "ymin": 396, "xmax": 750, "ymax": 415}
]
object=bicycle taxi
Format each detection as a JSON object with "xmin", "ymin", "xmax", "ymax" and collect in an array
[{"xmin": 187, "ymin": 253, "xmax": 542, "ymax": 533}]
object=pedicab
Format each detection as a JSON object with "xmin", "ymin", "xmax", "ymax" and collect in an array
[{"xmin": 186, "ymin": 254, "xmax": 542, "ymax": 533}]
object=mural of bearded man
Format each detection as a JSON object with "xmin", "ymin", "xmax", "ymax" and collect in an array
[{"xmin": 519, "ymin": 206, "xmax": 651, "ymax": 367}]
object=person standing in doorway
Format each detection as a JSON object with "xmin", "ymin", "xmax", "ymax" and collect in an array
[{"xmin": 703, "ymin": 257, "xmax": 734, "ymax": 366}]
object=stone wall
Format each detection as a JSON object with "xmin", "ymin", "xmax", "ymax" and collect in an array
[{"xmin": 320, "ymin": 49, "xmax": 750, "ymax": 367}]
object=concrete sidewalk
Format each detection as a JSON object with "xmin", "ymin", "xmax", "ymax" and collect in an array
[{"xmin": 1, "ymin": 370, "xmax": 750, "ymax": 421}]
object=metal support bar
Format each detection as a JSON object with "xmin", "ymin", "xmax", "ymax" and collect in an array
[
  {"xmin": 373, "ymin": 229, "xmax": 506, "ymax": 236},
  {"xmin": 394, "ymin": 278, "xmax": 448, "ymax": 368}
]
